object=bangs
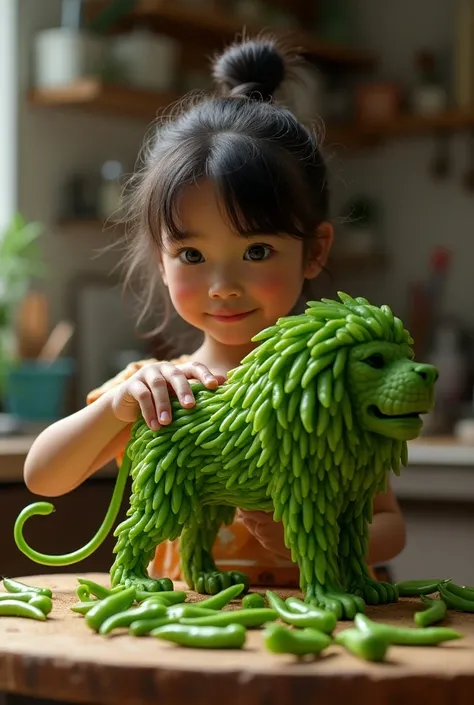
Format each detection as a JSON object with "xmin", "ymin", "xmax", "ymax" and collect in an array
[{"xmin": 145, "ymin": 128, "xmax": 323, "ymax": 247}]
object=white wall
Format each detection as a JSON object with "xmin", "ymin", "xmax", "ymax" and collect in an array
[
  {"xmin": 335, "ymin": 0, "xmax": 474, "ymax": 324},
  {"xmin": 18, "ymin": 0, "xmax": 148, "ymax": 326}
]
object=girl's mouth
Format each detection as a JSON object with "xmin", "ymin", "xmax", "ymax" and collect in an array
[{"xmin": 209, "ymin": 310, "xmax": 256, "ymax": 322}]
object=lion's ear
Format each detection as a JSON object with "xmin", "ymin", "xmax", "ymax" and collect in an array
[{"xmin": 304, "ymin": 222, "xmax": 334, "ymax": 279}]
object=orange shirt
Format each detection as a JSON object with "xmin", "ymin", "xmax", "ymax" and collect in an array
[{"xmin": 88, "ymin": 357, "xmax": 374, "ymax": 587}]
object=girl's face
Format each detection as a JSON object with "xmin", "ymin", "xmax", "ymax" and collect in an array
[{"xmin": 160, "ymin": 179, "xmax": 333, "ymax": 347}]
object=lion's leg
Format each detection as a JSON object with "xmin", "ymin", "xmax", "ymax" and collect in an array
[
  {"xmin": 278, "ymin": 492, "xmax": 366, "ymax": 620},
  {"xmin": 110, "ymin": 486, "xmax": 184, "ymax": 592},
  {"xmin": 180, "ymin": 505, "xmax": 249, "ymax": 594},
  {"xmin": 339, "ymin": 500, "xmax": 398, "ymax": 605}
]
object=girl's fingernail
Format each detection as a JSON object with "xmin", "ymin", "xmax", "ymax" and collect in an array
[
  {"xmin": 184, "ymin": 395, "xmax": 194, "ymax": 404},
  {"xmin": 150, "ymin": 420, "xmax": 160, "ymax": 430},
  {"xmin": 160, "ymin": 412, "xmax": 171, "ymax": 424}
]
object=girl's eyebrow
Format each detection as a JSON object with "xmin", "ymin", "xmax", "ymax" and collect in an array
[
  {"xmin": 176, "ymin": 230, "xmax": 283, "ymax": 241},
  {"xmin": 169, "ymin": 230, "xmax": 200, "ymax": 242}
]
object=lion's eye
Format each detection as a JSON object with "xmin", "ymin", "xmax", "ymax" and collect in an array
[{"xmin": 363, "ymin": 353, "xmax": 385, "ymax": 369}]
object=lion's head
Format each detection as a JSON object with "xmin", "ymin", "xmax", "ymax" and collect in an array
[
  {"xmin": 347, "ymin": 338, "xmax": 437, "ymax": 441},
  {"xmin": 228, "ymin": 292, "xmax": 438, "ymax": 452}
]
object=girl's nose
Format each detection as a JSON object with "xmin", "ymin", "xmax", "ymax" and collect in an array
[{"xmin": 208, "ymin": 272, "xmax": 243, "ymax": 299}]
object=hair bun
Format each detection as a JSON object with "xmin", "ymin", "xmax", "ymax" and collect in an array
[{"xmin": 212, "ymin": 37, "xmax": 287, "ymax": 101}]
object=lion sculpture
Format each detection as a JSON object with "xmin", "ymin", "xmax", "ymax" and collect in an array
[{"xmin": 14, "ymin": 293, "xmax": 438, "ymax": 619}]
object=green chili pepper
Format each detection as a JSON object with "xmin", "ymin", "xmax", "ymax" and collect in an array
[
  {"xmin": 139, "ymin": 597, "xmax": 169, "ymax": 609},
  {"xmin": 85, "ymin": 586, "xmax": 136, "ymax": 632},
  {"xmin": 414, "ymin": 596, "xmax": 447, "ymax": 628},
  {"xmin": 99, "ymin": 602, "xmax": 167, "ymax": 635},
  {"xmin": 151, "ymin": 623, "xmax": 247, "ymax": 649},
  {"xmin": 394, "ymin": 579, "xmax": 450, "ymax": 597},
  {"xmin": 242, "ymin": 593, "xmax": 265, "ymax": 609},
  {"xmin": 135, "ymin": 589, "xmax": 186, "ymax": 605},
  {"xmin": 266, "ymin": 591, "xmax": 336, "ymax": 634},
  {"xmin": 0, "ymin": 599, "xmax": 46, "ymax": 620},
  {"xmin": 0, "ymin": 590, "xmax": 53, "ymax": 615},
  {"xmin": 438, "ymin": 584, "xmax": 474, "ymax": 613},
  {"xmin": 354, "ymin": 612, "xmax": 462, "ymax": 645},
  {"xmin": 441, "ymin": 582, "xmax": 474, "ymax": 602},
  {"xmin": 285, "ymin": 596, "xmax": 314, "ymax": 614},
  {"xmin": 28, "ymin": 595, "xmax": 53, "ymax": 616},
  {"xmin": 335, "ymin": 628, "xmax": 389, "ymax": 662},
  {"xmin": 0, "ymin": 592, "xmax": 37, "ymax": 603},
  {"xmin": 129, "ymin": 617, "xmax": 178, "ymax": 636},
  {"xmin": 70, "ymin": 600, "xmax": 100, "ymax": 615},
  {"xmin": 195, "ymin": 584, "xmax": 245, "ymax": 610},
  {"xmin": 179, "ymin": 608, "xmax": 277, "ymax": 628},
  {"xmin": 2, "ymin": 577, "xmax": 52, "ymax": 598},
  {"xmin": 263, "ymin": 622, "xmax": 332, "ymax": 656},
  {"xmin": 76, "ymin": 585, "xmax": 91, "ymax": 602},
  {"xmin": 77, "ymin": 578, "xmax": 120, "ymax": 600},
  {"xmin": 166, "ymin": 604, "xmax": 219, "ymax": 619}
]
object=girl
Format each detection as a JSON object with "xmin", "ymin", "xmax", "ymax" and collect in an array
[{"xmin": 24, "ymin": 37, "xmax": 406, "ymax": 588}]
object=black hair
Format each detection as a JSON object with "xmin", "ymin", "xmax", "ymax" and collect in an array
[{"xmin": 122, "ymin": 36, "xmax": 330, "ymax": 331}]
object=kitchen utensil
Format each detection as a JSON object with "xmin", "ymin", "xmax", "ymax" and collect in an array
[
  {"xmin": 37, "ymin": 321, "xmax": 75, "ymax": 363},
  {"xmin": 15, "ymin": 292, "xmax": 49, "ymax": 360}
]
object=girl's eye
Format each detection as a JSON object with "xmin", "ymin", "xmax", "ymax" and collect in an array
[
  {"xmin": 179, "ymin": 248, "xmax": 204, "ymax": 264},
  {"xmin": 244, "ymin": 244, "xmax": 272, "ymax": 261}
]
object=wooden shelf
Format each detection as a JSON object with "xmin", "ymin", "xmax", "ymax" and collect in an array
[
  {"xmin": 327, "ymin": 111, "xmax": 474, "ymax": 148},
  {"xmin": 29, "ymin": 81, "xmax": 474, "ymax": 151},
  {"xmin": 27, "ymin": 80, "xmax": 182, "ymax": 120},
  {"xmin": 85, "ymin": 0, "xmax": 376, "ymax": 69}
]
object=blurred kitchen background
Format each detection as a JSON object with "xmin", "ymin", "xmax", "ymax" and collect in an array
[{"xmin": 1, "ymin": 0, "xmax": 474, "ymax": 584}]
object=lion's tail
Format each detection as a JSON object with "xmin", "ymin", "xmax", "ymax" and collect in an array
[{"xmin": 13, "ymin": 453, "xmax": 131, "ymax": 566}]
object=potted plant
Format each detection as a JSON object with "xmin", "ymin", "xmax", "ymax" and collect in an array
[{"xmin": 0, "ymin": 213, "xmax": 45, "ymax": 397}]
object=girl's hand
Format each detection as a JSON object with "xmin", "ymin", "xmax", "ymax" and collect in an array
[
  {"xmin": 237, "ymin": 509, "xmax": 291, "ymax": 560},
  {"xmin": 111, "ymin": 361, "xmax": 226, "ymax": 430}
]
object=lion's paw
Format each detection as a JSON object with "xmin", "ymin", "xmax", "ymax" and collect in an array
[
  {"xmin": 120, "ymin": 572, "xmax": 173, "ymax": 594},
  {"xmin": 193, "ymin": 570, "xmax": 250, "ymax": 595},
  {"xmin": 348, "ymin": 578, "xmax": 398, "ymax": 605},
  {"xmin": 305, "ymin": 584, "xmax": 366, "ymax": 620}
]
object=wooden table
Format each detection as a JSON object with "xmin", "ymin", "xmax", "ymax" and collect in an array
[{"xmin": 0, "ymin": 573, "xmax": 474, "ymax": 705}]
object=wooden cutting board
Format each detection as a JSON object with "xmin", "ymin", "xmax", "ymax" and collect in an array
[{"xmin": 0, "ymin": 572, "xmax": 473, "ymax": 705}]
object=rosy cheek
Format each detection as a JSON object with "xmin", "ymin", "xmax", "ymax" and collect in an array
[
  {"xmin": 170, "ymin": 279, "xmax": 200, "ymax": 305},
  {"xmin": 164, "ymin": 262, "xmax": 203, "ymax": 307},
  {"xmin": 254, "ymin": 272, "xmax": 291, "ymax": 298}
]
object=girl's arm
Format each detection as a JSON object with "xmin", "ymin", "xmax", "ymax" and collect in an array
[
  {"xmin": 365, "ymin": 483, "xmax": 406, "ymax": 565},
  {"xmin": 24, "ymin": 389, "xmax": 132, "ymax": 497},
  {"xmin": 239, "ymin": 481, "xmax": 406, "ymax": 565},
  {"xmin": 24, "ymin": 359, "xmax": 224, "ymax": 498}
]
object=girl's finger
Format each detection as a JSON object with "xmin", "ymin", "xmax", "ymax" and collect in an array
[
  {"xmin": 143, "ymin": 368, "xmax": 175, "ymax": 425},
  {"xmin": 159, "ymin": 363, "xmax": 196, "ymax": 409},
  {"xmin": 129, "ymin": 380, "xmax": 160, "ymax": 430},
  {"xmin": 186, "ymin": 362, "xmax": 223, "ymax": 389}
]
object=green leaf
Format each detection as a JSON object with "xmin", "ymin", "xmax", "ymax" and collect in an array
[{"xmin": 0, "ymin": 212, "xmax": 46, "ymax": 315}]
